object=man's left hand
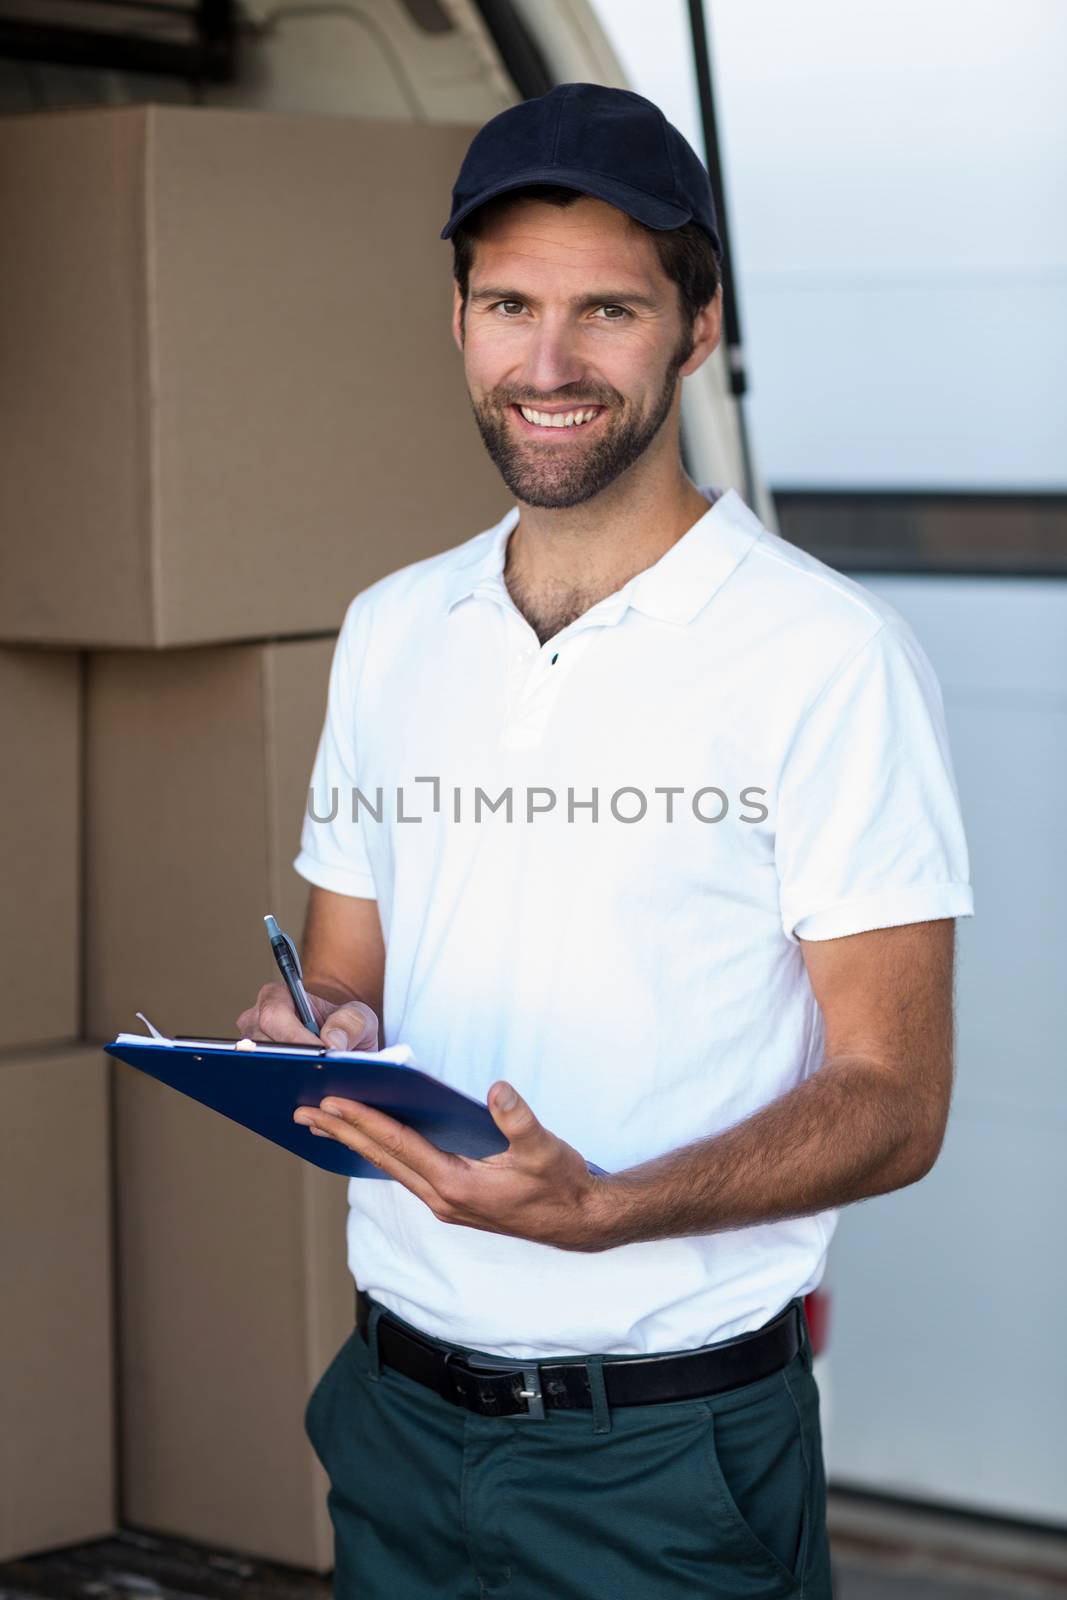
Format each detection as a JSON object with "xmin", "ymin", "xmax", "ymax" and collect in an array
[{"xmin": 293, "ymin": 1082, "xmax": 611, "ymax": 1252}]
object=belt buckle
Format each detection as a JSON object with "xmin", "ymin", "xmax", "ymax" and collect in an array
[{"xmin": 455, "ymin": 1351, "xmax": 546, "ymax": 1420}]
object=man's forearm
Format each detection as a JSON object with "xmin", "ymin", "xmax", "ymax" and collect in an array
[{"xmin": 586, "ymin": 1056, "xmax": 944, "ymax": 1251}]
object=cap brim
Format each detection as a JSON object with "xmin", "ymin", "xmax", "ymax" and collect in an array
[{"xmin": 440, "ymin": 167, "xmax": 691, "ymax": 239}]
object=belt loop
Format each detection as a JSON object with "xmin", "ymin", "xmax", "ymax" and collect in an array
[
  {"xmin": 366, "ymin": 1302, "xmax": 385, "ymax": 1382},
  {"xmin": 586, "ymin": 1355, "xmax": 612, "ymax": 1435},
  {"xmin": 796, "ymin": 1300, "xmax": 813, "ymax": 1376}
]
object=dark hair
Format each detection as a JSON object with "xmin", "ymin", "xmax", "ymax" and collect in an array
[{"xmin": 451, "ymin": 184, "xmax": 722, "ymax": 335}]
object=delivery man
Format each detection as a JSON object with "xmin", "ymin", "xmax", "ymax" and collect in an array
[{"xmin": 237, "ymin": 83, "xmax": 974, "ymax": 1600}]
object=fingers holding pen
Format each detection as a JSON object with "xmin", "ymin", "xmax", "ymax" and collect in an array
[
  {"xmin": 236, "ymin": 983, "xmax": 380, "ymax": 1052},
  {"xmin": 235, "ymin": 982, "xmax": 321, "ymax": 1046},
  {"xmin": 319, "ymin": 1001, "xmax": 379, "ymax": 1052}
]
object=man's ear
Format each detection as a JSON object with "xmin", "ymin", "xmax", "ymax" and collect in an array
[
  {"xmin": 679, "ymin": 284, "xmax": 723, "ymax": 379},
  {"xmin": 451, "ymin": 281, "xmax": 465, "ymax": 352}
]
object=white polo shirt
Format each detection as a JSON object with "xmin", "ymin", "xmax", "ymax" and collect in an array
[{"xmin": 294, "ymin": 485, "xmax": 974, "ymax": 1358}]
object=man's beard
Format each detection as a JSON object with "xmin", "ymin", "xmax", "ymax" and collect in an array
[{"xmin": 468, "ymin": 333, "xmax": 693, "ymax": 510}]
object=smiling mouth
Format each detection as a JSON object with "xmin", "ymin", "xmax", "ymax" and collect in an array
[{"xmin": 511, "ymin": 403, "xmax": 606, "ymax": 433}]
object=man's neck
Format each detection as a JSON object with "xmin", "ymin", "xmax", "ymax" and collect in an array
[{"xmin": 502, "ymin": 468, "xmax": 714, "ymax": 648}]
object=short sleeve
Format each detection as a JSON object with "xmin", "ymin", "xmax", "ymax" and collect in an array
[
  {"xmin": 293, "ymin": 595, "xmax": 378, "ymax": 899},
  {"xmin": 776, "ymin": 618, "xmax": 974, "ymax": 943}
]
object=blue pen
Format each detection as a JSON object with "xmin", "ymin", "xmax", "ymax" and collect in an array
[{"xmin": 264, "ymin": 914, "xmax": 320, "ymax": 1037}]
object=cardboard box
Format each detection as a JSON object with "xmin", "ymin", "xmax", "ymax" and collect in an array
[
  {"xmin": 0, "ymin": 1046, "xmax": 114, "ymax": 1559},
  {"xmin": 87, "ymin": 637, "xmax": 354, "ymax": 1567},
  {"xmin": 0, "ymin": 648, "xmax": 80, "ymax": 1050},
  {"xmin": 86, "ymin": 636, "xmax": 335, "ymax": 1041},
  {"xmin": 114, "ymin": 1059, "xmax": 351, "ymax": 1569},
  {"xmin": 0, "ymin": 105, "xmax": 506, "ymax": 648}
]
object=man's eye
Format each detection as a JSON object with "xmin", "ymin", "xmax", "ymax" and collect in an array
[
  {"xmin": 495, "ymin": 301, "xmax": 525, "ymax": 316},
  {"xmin": 596, "ymin": 305, "xmax": 630, "ymax": 320}
]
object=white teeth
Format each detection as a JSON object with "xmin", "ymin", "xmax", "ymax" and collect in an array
[{"xmin": 519, "ymin": 406, "xmax": 599, "ymax": 428}]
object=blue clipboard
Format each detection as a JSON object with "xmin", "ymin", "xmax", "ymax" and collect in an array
[{"xmin": 105, "ymin": 1024, "xmax": 607, "ymax": 1180}]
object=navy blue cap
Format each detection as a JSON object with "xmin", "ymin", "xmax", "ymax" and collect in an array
[{"xmin": 441, "ymin": 82, "xmax": 722, "ymax": 259}]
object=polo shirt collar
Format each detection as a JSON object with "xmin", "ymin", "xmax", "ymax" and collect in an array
[{"xmin": 443, "ymin": 486, "xmax": 763, "ymax": 627}]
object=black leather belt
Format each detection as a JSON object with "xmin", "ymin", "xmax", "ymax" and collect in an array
[{"xmin": 355, "ymin": 1290, "xmax": 803, "ymax": 1420}]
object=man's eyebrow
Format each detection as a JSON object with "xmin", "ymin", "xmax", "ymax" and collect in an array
[{"xmin": 468, "ymin": 287, "xmax": 661, "ymax": 310}]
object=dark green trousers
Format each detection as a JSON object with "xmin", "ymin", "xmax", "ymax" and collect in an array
[{"xmin": 305, "ymin": 1296, "xmax": 833, "ymax": 1599}]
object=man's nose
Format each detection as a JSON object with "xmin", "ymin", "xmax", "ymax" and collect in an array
[{"xmin": 517, "ymin": 318, "xmax": 587, "ymax": 396}]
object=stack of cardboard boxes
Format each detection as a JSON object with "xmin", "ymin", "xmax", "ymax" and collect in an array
[
  {"xmin": 1, "ymin": 104, "xmax": 503, "ymax": 1568},
  {"xmin": 0, "ymin": 650, "xmax": 113, "ymax": 1562}
]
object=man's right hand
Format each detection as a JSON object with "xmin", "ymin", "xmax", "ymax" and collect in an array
[{"xmin": 236, "ymin": 983, "xmax": 380, "ymax": 1052}]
